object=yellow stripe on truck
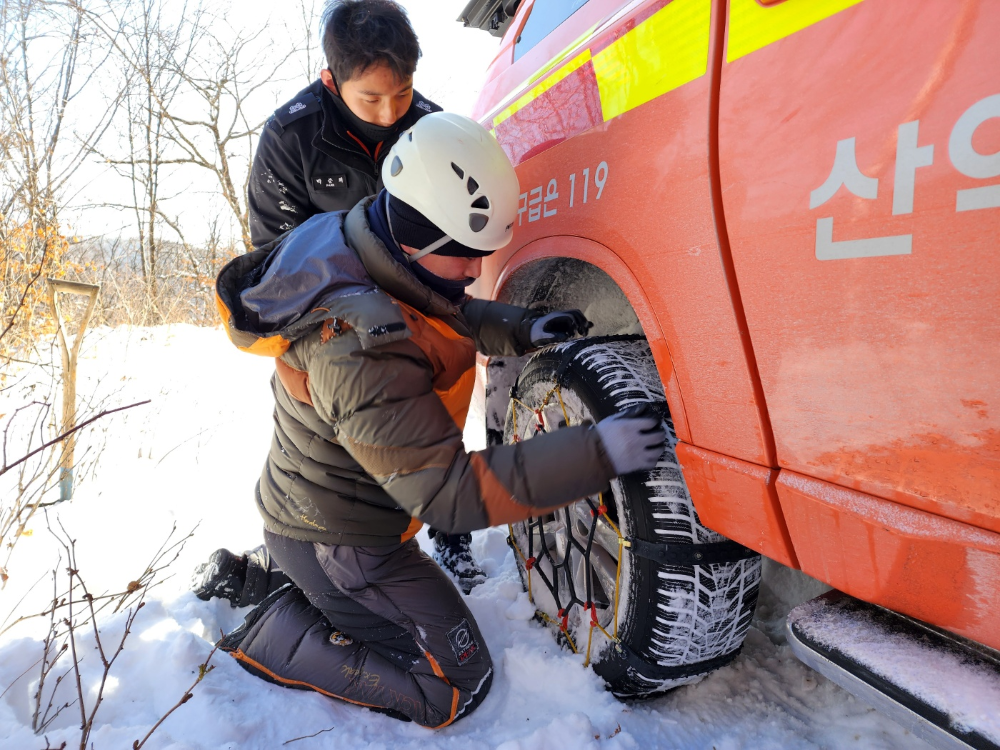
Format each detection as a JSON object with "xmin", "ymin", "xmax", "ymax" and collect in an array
[
  {"xmin": 493, "ymin": 49, "xmax": 593, "ymax": 128},
  {"xmin": 592, "ymin": 0, "xmax": 712, "ymax": 123},
  {"xmin": 727, "ymin": 0, "xmax": 865, "ymax": 62},
  {"xmin": 486, "ymin": 23, "xmax": 600, "ymax": 127}
]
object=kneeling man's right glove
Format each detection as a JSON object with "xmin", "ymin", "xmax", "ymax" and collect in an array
[
  {"xmin": 528, "ymin": 309, "xmax": 592, "ymax": 346},
  {"xmin": 594, "ymin": 403, "xmax": 667, "ymax": 476}
]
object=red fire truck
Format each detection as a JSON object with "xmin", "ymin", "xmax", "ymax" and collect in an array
[{"xmin": 459, "ymin": 1, "xmax": 1000, "ymax": 746}]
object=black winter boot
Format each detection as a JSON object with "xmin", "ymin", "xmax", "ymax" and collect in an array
[
  {"xmin": 191, "ymin": 548, "xmax": 247, "ymax": 606},
  {"xmin": 431, "ymin": 533, "xmax": 487, "ymax": 594},
  {"xmin": 192, "ymin": 545, "xmax": 292, "ymax": 607}
]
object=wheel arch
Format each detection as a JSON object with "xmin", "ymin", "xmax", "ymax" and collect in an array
[{"xmin": 489, "ymin": 235, "xmax": 691, "ymax": 443}]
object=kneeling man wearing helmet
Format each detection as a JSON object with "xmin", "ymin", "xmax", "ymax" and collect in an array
[{"xmin": 213, "ymin": 113, "xmax": 667, "ymax": 728}]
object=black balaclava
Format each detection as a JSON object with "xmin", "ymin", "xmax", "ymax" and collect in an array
[
  {"xmin": 366, "ymin": 190, "xmax": 478, "ymax": 305},
  {"xmin": 385, "ymin": 193, "xmax": 492, "ymax": 258},
  {"xmin": 325, "ymin": 76, "xmax": 403, "ymax": 148}
]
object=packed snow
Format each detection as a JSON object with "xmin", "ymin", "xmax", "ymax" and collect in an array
[{"xmin": 0, "ymin": 326, "xmax": 935, "ymax": 749}]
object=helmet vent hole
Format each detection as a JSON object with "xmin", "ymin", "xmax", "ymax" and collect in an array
[
  {"xmin": 407, "ymin": 132, "xmax": 413, "ymax": 142},
  {"xmin": 467, "ymin": 176, "xmax": 479, "ymax": 195},
  {"xmin": 451, "ymin": 162, "xmax": 464, "ymax": 179},
  {"xmin": 390, "ymin": 156, "xmax": 403, "ymax": 177},
  {"xmin": 471, "ymin": 196, "xmax": 490, "ymax": 210},
  {"xmin": 469, "ymin": 213, "xmax": 489, "ymax": 232}
]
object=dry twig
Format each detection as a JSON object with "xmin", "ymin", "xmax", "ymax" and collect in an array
[
  {"xmin": 283, "ymin": 726, "xmax": 337, "ymax": 745},
  {"xmin": 132, "ymin": 645, "xmax": 218, "ymax": 749}
]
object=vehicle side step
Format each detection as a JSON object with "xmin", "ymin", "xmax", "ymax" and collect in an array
[{"xmin": 786, "ymin": 591, "xmax": 1000, "ymax": 750}]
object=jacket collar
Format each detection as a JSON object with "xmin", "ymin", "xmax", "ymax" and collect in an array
[
  {"xmin": 344, "ymin": 197, "xmax": 459, "ymax": 319},
  {"xmin": 316, "ymin": 80, "xmax": 432, "ymax": 164}
]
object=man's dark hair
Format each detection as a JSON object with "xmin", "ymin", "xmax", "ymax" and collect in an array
[{"xmin": 322, "ymin": 0, "xmax": 421, "ymax": 84}]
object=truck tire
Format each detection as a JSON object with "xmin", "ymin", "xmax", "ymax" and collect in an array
[{"xmin": 504, "ymin": 337, "xmax": 762, "ymax": 697}]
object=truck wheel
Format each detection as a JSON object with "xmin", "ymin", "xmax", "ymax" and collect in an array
[{"xmin": 504, "ymin": 337, "xmax": 762, "ymax": 697}]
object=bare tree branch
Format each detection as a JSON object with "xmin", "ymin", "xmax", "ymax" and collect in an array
[{"xmin": 0, "ymin": 399, "xmax": 149, "ymax": 477}]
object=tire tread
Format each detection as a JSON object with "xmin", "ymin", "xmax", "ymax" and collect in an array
[{"xmin": 512, "ymin": 339, "xmax": 761, "ymax": 696}]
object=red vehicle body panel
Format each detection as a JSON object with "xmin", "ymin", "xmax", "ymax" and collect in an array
[
  {"xmin": 479, "ymin": 0, "xmax": 775, "ymax": 467},
  {"xmin": 719, "ymin": 0, "xmax": 999, "ymax": 532},
  {"xmin": 776, "ymin": 471, "xmax": 1000, "ymax": 651},
  {"xmin": 470, "ymin": 0, "xmax": 1000, "ymax": 650},
  {"xmin": 674, "ymin": 442, "xmax": 797, "ymax": 567}
]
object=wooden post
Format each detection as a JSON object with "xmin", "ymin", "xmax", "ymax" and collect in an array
[{"xmin": 47, "ymin": 278, "xmax": 100, "ymax": 503}]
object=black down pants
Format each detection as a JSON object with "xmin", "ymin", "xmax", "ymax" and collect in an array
[
  {"xmin": 239, "ymin": 527, "xmax": 463, "ymax": 607},
  {"xmin": 227, "ymin": 529, "xmax": 493, "ymax": 728}
]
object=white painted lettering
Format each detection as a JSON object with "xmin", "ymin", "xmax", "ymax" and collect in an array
[
  {"xmin": 815, "ymin": 217, "xmax": 911, "ymax": 261},
  {"xmin": 950, "ymin": 93, "xmax": 1000, "ymax": 212},
  {"xmin": 810, "ymin": 137, "xmax": 878, "ymax": 209}
]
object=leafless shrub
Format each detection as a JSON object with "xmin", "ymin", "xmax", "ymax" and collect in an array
[
  {"xmin": 0, "ymin": 340, "xmax": 148, "ymax": 586},
  {"xmin": 0, "ymin": 517, "xmax": 207, "ymax": 749},
  {"xmin": 132, "ymin": 644, "xmax": 217, "ymax": 750},
  {"xmin": 0, "ymin": 382, "xmax": 62, "ymax": 587}
]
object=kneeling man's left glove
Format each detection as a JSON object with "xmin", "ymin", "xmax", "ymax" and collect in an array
[{"xmin": 529, "ymin": 309, "xmax": 592, "ymax": 346}]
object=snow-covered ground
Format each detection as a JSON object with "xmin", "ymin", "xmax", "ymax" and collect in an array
[{"xmin": 0, "ymin": 326, "xmax": 934, "ymax": 749}]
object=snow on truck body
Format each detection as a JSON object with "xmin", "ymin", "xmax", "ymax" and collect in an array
[{"xmin": 460, "ymin": 0, "xmax": 1000, "ymax": 741}]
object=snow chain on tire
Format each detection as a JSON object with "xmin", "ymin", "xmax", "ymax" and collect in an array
[{"xmin": 504, "ymin": 336, "xmax": 762, "ymax": 697}]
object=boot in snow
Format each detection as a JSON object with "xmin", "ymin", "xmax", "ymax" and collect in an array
[
  {"xmin": 432, "ymin": 533, "xmax": 486, "ymax": 594},
  {"xmin": 192, "ymin": 548, "xmax": 247, "ymax": 606}
]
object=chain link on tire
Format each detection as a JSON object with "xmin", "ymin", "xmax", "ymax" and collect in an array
[{"xmin": 504, "ymin": 337, "xmax": 762, "ymax": 697}]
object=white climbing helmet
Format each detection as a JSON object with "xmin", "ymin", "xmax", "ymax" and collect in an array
[{"xmin": 382, "ymin": 112, "xmax": 519, "ymax": 259}]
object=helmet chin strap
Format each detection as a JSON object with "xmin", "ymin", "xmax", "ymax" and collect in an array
[
  {"xmin": 406, "ymin": 234, "xmax": 452, "ymax": 262},
  {"xmin": 387, "ymin": 207, "xmax": 452, "ymax": 262}
]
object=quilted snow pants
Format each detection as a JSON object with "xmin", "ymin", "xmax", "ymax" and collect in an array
[{"xmin": 222, "ymin": 530, "xmax": 493, "ymax": 728}]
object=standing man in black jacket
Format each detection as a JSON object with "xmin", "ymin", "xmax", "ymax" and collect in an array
[
  {"xmin": 248, "ymin": 0, "xmax": 440, "ymax": 246},
  {"xmin": 195, "ymin": 0, "xmax": 489, "ymax": 603}
]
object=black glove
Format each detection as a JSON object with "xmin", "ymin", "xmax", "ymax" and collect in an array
[
  {"xmin": 529, "ymin": 309, "xmax": 593, "ymax": 346},
  {"xmin": 594, "ymin": 403, "xmax": 667, "ymax": 475}
]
